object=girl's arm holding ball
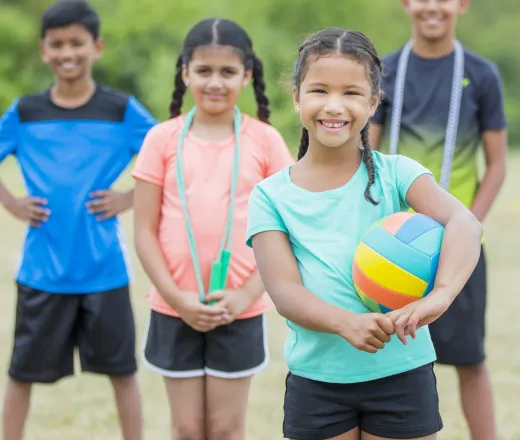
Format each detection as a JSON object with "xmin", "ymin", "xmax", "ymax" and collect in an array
[
  {"xmin": 252, "ymin": 231, "xmax": 395, "ymax": 354},
  {"xmin": 387, "ymin": 174, "xmax": 484, "ymax": 343}
]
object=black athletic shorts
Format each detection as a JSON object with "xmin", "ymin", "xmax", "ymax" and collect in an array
[
  {"xmin": 283, "ymin": 363, "xmax": 443, "ymax": 439},
  {"xmin": 429, "ymin": 245, "xmax": 487, "ymax": 366},
  {"xmin": 8, "ymin": 282, "xmax": 137, "ymax": 383},
  {"xmin": 143, "ymin": 311, "xmax": 268, "ymax": 378}
]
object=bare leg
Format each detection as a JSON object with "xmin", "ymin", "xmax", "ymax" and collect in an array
[
  {"xmin": 3, "ymin": 379, "xmax": 32, "ymax": 440},
  {"xmin": 458, "ymin": 362, "xmax": 497, "ymax": 440},
  {"xmin": 164, "ymin": 376, "xmax": 206, "ymax": 440},
  {"xmin": 110, "ymin": 374, "xmax": 142, "ymax": 440},
  {"xmin": 205, "ymin": 375, "xmax": 253, "ymax": 440}
]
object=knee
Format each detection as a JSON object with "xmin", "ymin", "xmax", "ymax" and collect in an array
[
  {"xmin": 207, "ymin": 418, "xmax": 243, "ymax": 440},
  {"xmin": 173, "ymin": 424, "xmax": 205, "ymax": 440}
]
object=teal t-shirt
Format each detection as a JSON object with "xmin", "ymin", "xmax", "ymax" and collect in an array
[{"xmin": 246, "ymin": 151, "xmax": 437, "ymax": 384}]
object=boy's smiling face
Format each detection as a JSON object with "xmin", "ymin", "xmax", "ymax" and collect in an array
[
  {"xmin": 402, "ymin": 0, "xmax": 470, "ymax": 42},
  {"xmin": 40, "ymin": 24, "xmax": 103, "ymax": 83}
]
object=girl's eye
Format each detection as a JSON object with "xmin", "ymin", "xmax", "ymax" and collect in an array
[
  {"xmin": 345, "ymin": 91, "xmax": 360, "ymax": 96},
  {"xmin": 310, "ymin": 89, "xmax": 326, "ymax": 94}
]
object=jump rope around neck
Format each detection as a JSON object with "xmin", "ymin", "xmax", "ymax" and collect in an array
[
  {"xmin": 389, "ymin": 39, "xmax": 464, "ymax": 191},
  {"xmin": 176, "ymin": 106, "xmax": 241, "ymax": 305}
]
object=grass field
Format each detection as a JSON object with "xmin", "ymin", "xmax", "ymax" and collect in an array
[{"xmin": 0, "ymin": 154, "xmax": 519, "ymax": 440}]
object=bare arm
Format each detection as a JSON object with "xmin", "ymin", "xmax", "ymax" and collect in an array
[
  {"xmin": 252, "ymin": 231, "xmax": 346, "ymax": 333},
  {"xmin": 0, "ymin": 180, "xmax": 16, "ymax": 207},
  {"xmin": 134, "ymin": 180, "xmax": 228, "ymax": 330},
  {"xmin": 407, "ymin": 174, "xmax": 484, "ymax": 302},
  {"xmin": 387, "ymin": 173, "xmax": 484, "ymax": 341},
  {"xmin": 470, "ymin": 129, "xmax": 507, "ymax": 222},
  {"xmin": 369, "ymin": 123, "xmax": 384, "ymax": 150},
  {"xmin": 252, "ymin": 231, "xmax": 394, "ymax": 352},
  {"xmin": 237, "ymin": 269, "xmax": 264, "ymax": 301},
  {"xmin": 133, "ymin": 180, "xmax": 184, "ymax": 309}
]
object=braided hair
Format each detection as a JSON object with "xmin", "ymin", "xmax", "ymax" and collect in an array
[
  {"xmin": 293, "ymin": 28, "xmax": 383, "ymax": 205},
  {"xmin": 169, "ymin": 18, "xmax": 271, "ymax": 124}
]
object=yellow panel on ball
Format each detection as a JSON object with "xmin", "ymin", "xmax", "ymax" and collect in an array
[{"xmin": 353, "ymin": 242, "xmax": 427, "ymax": 298}]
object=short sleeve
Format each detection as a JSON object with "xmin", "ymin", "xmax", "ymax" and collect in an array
[
  {"xmin": 245, "ymin": 184, "xmax": 288, "ymax": 247},
  {"xmin": 124, "ymin": 96, "xmax": 158, "ymax": 154},
  {"xmin": 0, "ymin": 99, "xmax": 20, "ymax": 162},
  {"xmin": 477, "ymin": 64, "xmax": 507, "ymax": 132},
  {"xmin": 132, "ymin": 123, "xmax": 170, "ymax": 186},
  {"xmin": 395, "ymin": 155, "xmax": 433, "ymax": 206},
  {"xmin": 262, "ymin": 126, "xmax": 294, "ymax": 177}
]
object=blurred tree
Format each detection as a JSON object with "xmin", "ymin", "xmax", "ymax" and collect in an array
[{"xmin": 0, "ymin": 0, "xmax": 518, "ymax": 148}]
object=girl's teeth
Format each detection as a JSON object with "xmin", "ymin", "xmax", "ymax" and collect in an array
[{"xmin": 322, "ymin": 122, "xmax": 345, "ymax": 128}]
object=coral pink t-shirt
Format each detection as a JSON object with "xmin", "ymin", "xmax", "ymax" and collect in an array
[{"xmin": 132, "ymin": 114, "xmax": 294, "ymax": 319}]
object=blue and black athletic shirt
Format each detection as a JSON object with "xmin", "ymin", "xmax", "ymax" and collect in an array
[{"xmin": 0, "ymin": 85, "xmax": 157, "ymax": 294}]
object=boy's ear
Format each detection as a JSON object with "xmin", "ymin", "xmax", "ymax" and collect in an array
[
  {"xmin": 459, "ymin": 0, "xmax": 471, "ymax": 13},
  {"xmin": 39, "ymin": 41, "xmax": 48, "ymax": 64},
  {"xmin": 94, "ymin": 38, "xmax": 104, "ymax": 60}
]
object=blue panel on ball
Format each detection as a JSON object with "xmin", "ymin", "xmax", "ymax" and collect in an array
[
  {"xmin": 408, "ymin": 226, "xmax": 444, "ymax": 257},
  {"xmin": 379, "ymin": 304, "xmax": 393, "ymax": 314},
  {"xmin": 395, "ymin": 214, "xmax": 443, "ymax": 245},
  {"xmin": 423, "ymin": 251, "xmax": 440, "ymax": 296},
  {"xmin": 361, "ymin": 227, "xmax": 430, "ymax": 283}
]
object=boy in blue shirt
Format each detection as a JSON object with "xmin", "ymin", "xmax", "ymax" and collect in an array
[
  {"xmin": 0, "ymin": 1, "xmax": 156, "ymax": 439},
  {"xmin": 370, "ymin": 1, "xmax": 507, "ymax": 439}
]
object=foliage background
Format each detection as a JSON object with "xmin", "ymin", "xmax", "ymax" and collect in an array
[{"xmin": 0, "ymin": 0, "xmax": 518, "ymax": 149}]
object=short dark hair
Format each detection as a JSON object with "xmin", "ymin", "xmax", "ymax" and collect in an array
[{"xmin": 41, "ymin": 0, "xmax": 100, "ymax": 40}]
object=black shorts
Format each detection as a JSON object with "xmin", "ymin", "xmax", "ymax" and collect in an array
[
  {"xmin": 143, "ymin": 311, "xmax": 268, "ymax": 378},
  {"xmin": 9, "ymin": 283, "xmax": 137, "ymax": 384},
  {"xmin": 429, "ymin": 246, "xmax": 487, "ymax": 366},
  {"xmin": 283, "ymin": 363, "xmax": 443, "ymax": 439}
]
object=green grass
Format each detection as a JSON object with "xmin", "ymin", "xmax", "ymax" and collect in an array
[{"xmin": 0, "ymin": 154, "xmax": 519, "ymax": 440}]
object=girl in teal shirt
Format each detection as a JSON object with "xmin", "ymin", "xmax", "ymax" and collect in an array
[{"xmin": 246, "ymin": 28, "xmax": 483, "ymax": 440}]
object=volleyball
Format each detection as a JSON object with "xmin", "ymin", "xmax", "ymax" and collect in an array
[{"xmin": 353, "ymin": 212, "xmax": 444, "ymax": 313}]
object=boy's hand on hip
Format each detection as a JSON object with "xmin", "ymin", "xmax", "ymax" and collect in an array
[
  {"xmin": 4, "ymin": 196, "xmax": 50, "ymax": 227},
  {"xmin": 86, "ymin": 190, "xmax": 132, "ymax": 221},
  {"xmin": 338, "ymin": 312, "xmax": 395, "ymax": 354}
]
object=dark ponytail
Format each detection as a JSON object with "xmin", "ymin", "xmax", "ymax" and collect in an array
[
  {"xmin": 297, "ymin": 128, "xmax": 309, "ymax": 160},
  {"xmin": 169, "ymin": 55, "xmax": 186, "ymax": 119},
  {"xmin": 252, "ymin": 55, "xmax": 270, "ymax": 124},
  {"xmin": 361, "ymin": 122, "xmax": 379, "ymax": 205}
]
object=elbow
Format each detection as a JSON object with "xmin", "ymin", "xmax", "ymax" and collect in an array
[
  {"xmin": 265, "ymin": 287, "xmax": 291, "ymax": 319},
  {"xmin": 463, "ymin": 210, "xmax": 484, "ymax": 242}
]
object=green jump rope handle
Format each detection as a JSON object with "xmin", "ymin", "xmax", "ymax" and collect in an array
[{"xmin": 207, "ymin": 250, "xmax": 232, "ymax": 305}]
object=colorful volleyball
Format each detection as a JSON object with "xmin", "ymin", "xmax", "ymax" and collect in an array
[{"xmin": 353, "ymin": 212, "xmax": 444, "ymax": 313}]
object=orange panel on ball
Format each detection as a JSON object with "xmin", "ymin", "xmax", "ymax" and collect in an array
[
  {"xmin": 380, "ymin": 212, "xmax": 415, "ymax": 236},
  {"xmin": 352, "ymin": 261, "xmax": 418, "ymax": 310}
]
